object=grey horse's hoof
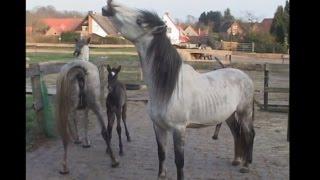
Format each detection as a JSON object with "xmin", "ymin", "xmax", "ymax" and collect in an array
[
  {"xmin": 127, "ymin": 137, "xmax": 131, "ymax": 142},
  {"xmin": 239, "ymin": 167, "xmax": 250, "ymax": 173},
  {"xmin": 232, "ymin": 160, "xmax": 241, "ymax": 166},
  {"xmin": 158, "ymin": 168, "xmax": 167, "ymax": 179},
  {"xmin": 111, "ymin": 161, "xmax": 120, "ymax": 168},
  {"xmin": 212, "ymin": 135, "xmax": 218, "ymax": 140},
  {"xmin": 82, "ymin": 144, "xmax": 91, "ymax": 148},
  {"xmin": 59, "ymin": 169, "xmax": 69, "ymax": 175},
  {"xmin": 74, "ymin": 140, "xmax": 82, "ymax": 144}
]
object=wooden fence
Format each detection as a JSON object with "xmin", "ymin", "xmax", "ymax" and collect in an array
[{"xmin": 26, "ymin": 60, "xmax": 143, "ymax": 137}]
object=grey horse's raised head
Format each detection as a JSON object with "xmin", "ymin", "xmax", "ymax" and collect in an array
[
  {"xmin": 73, "ymin": 37, "xmax": 91, "ymax": 57},
  {"xmin": 102, "ymin": 0, "xmax": 167, "ymax": 43}
]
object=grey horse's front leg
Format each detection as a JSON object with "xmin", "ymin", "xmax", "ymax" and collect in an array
[
  {"xmin": 82, "ymin": 108, "xmax": 91, "ymax": 148},
  {"xmin": 173, "ymin": 128, "xmax": 186, "ymax": 180},
  {"xmin": 212, "ymin": 122, "xmax": 222, "ymax": 140},
  {"xmin": 153, "ymin": 123, "xmax": 168, "ymax": 179}
]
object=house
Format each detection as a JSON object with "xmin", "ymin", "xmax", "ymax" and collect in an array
[
  {"xmin": 41, "ymin": 18, "xmax": 82, "ymax": 36},
  {"xmin": 259, "ymin": 18, "xmax": 273, "ymax": 33},
  {"xmin": 184, "ymin": 25, "xmax": 199, "ymax": 36},
  {"xmin": 75, "ymin": 11, "xmax": 119, "ymax": 37},
  {"xmin": 162, "ymin": 12, "xmax": 181, "ymax": 44},
  {"xmin": 219, "ymin": 21, "xmax": 245, "ymax": 36},
  {"xmin": 26, "ymin": 26, "xmax": 33, "ymax": 35}
]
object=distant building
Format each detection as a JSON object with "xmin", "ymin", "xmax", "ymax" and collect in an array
[
  {"xmin": 41, "ymin": 18, "xmax": 82, "ymax": 36},
  {"xmin": 259, "ymin": 18, "xmax": 273, "ymax": 33},
  {"xmin": 219, "ymin": 21, "xmax": 245, "ymax": 36},
  {"xmin": 162, "ymin": 12, "xmax": 181, "ymax": 45},
  {"xmin": 75, "ymin": 11, "xmax": 119, "ymax": 37}
]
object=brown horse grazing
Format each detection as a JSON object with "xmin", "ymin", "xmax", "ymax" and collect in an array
[{"xmin": 106, "ymin": 65, "xmax": 131, "ymax": 156}]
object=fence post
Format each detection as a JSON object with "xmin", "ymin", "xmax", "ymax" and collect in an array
[
  {"xmin": 30, "ymin": 63, "xmax": 45, "ymax": 134},
  {"xmin": 263, "ymin": 64, "xmax": 269, "ymax": 110},
  {"xmin": 252, "ymin": 42, "xmax": 255, "ymax": 52}
]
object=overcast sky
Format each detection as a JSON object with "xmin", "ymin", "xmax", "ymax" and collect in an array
[{"xmin": 26, "ymin": 0, "xmax": 287, "ymax": 22}]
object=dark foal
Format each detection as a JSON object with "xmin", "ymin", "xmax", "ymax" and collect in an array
[{"xmin": 106, "ymin": 65, "xmax": 131, "ymax": 156}]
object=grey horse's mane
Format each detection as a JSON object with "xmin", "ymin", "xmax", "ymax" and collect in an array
[{"xmin": 141, "ymin": 10, "xmax": 182, "ymax": 104}]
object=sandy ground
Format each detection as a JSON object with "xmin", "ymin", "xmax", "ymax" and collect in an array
[
  {"xmin": 26, "ymin": 59, "xmax": 289, "ymax": 180},
  {"xmin": 26, "ymin": 98, "xmax": 289, "ymax": 180}
]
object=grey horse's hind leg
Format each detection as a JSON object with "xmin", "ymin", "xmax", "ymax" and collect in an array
[
  {"xmin": 237, "ymin": 110, "xmax": 255, "ymax": 173},
  {"xmin": 82, "ymin": 108, "xmax": 91, "ymax": 148},
  {"xmin": 240, "ymin": 114, "xmax": 255, "ymax": 173},
  {"xmin": 91, "ymin": 103, "xmax": 119, "ymax": 168},
  {"xmin": 212, "ymin": 123, "xmax": 222, "ymax": 140},
  {"xmin": 69, "ymin": 110, "xmax": 81, "ymax": 144},
  {"xmin": 59, "ymin": 133, "xmax": 69, "ymax": 174},
  {"xmin": 122, "ymin": 103, "xmax": 131, "ymax": 142},
  {"xmin": 153, "ymin": 123, "xmax": 168, "ymax": 179},
  {"xmin": 173, "ymin": 128, "xmax": 186, "ymax": 180},
  {"xmin": 226, "ymin": 112, "xmax": 242, "ymax": 166}
]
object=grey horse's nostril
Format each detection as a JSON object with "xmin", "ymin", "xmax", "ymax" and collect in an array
[{"xmin": 102, "ymin": 6, "xmax": 115, "ymax": 17}]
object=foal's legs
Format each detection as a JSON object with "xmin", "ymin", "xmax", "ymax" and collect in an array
[
  {"xmin": 115, "ymin": 109, "xmax": 124, "ymax": 155},
  {"xmin": 82, "ymin": 108, "xmax": 91, "ymax": 148},
  {"xmin": 153, "ymin": 123, "xmax": 168, "ymax": 178},
  {"xmin": 226, "ymin": 113, "xmax": 243, "ymax": 166},
  {"xmin": 106, "ymin": 106, "xmax": 115, "ymax": 153},
  {"xmin": 91, "ymin": 103, "xmax": 119, "ymax": 167},
  {"xmin": 173, "ymin": 128, "xmax": 186, "ymax": 180},
  {"xmin": 212, "ymin": 122, "xmax": 222, "ymax": 140},
  {"xmin": 122, "ymin": 103, "xmax": 131, "ymax": 142}
]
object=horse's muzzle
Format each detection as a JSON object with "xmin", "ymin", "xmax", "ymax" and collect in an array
[
  {"xmin": 73, "ymin": 51, "xmax": 80, "ymax": 57},
  {"xmin": 102, "ymin": 1, "xmax": 115, "ymax": 17}
]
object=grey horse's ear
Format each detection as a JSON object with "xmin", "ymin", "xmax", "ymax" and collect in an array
[
  {"xmin": 117, "ymin": 65, "xmax": 121, "ymax": 72},
  {"xmin": 107, "ymin": 64, "xmax": 111, "ymax": 72},
  {"xmin": 87, "ymin": 37, "xmax": 91, "ymax": 44}
]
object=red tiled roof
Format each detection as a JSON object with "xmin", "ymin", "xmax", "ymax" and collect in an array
[
  {"xmin": 41, "ymin": 18, "xmax": 82, "ymax": 33},
  {"xmin": 26, "ymin": 26, "xmax": 33, "ymax": 33},
  {"xmin": 260, "ymin": 18, "xmax": 273, "ymax": 32}
]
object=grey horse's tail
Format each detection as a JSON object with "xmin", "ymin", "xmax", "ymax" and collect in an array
[{"xmin": 56, "ymin": 65, "xmax": 87, "ymax": 144}]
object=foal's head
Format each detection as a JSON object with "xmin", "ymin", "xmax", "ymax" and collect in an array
[
  {"xmin": 107, "ymin": 64, "xmax": 121, "ymax": 91},
  {"xmin": 73, "ymin": 37, "xmax": 91, "ymax": 58}
]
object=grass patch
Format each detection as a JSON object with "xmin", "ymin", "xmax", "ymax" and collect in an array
[
  {"xmin": 29, "ymin": 47, "xmax": 137, "ymax": 52},
  {"xmin": 26, "ymin": 53, "xmax": 139, "ymax": 63}
]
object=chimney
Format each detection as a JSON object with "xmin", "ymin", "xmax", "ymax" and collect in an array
[{"xmin": 198, "ymin": 28, "xmax": 201, "ymax": 36}]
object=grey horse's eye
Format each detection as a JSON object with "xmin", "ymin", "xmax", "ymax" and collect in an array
[{"xmin": 136, "ymin": 18, "xmax": 142, "ymax": 26}]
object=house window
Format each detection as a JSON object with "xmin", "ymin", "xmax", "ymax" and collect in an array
[
  {"xmin": 82, "ymin": 26, "xmax": 88, "ymax": 31},
  {"xmin": 167, "ymin": 27, "xmax": 172, "ymax": 33}
]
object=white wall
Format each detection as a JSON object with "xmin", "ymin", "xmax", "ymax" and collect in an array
[
  {"xmin": 92, "ymin": 19, "xmax": 107, "ymax": 37},
  {"xmin": 162, "ymin": 14, "xmax": 180, "ymax": 44}
]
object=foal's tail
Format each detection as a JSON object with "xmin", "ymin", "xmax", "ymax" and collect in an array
[{"xmin": 56, "ymin": 65, "xmax": 87, "ymax": 144}]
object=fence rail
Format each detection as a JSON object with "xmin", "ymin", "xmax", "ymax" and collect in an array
[{"xmin": 26, "ymin": 43, "xmax": 135, "ymax": 48}]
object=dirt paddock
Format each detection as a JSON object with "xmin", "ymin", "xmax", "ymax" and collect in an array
[
  {"xmin": 26, "ymin": 96, "xmax": 288, "ymax": 180},
  {"xmin": 26, "ymin": 57, "xmax": 289, "ymax": 179}
]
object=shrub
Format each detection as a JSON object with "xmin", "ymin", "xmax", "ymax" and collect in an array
[
  {"xmin": 244, "ymin": 32, "xmax": 288, "ymax": 53},
  {"xmin": 61, "ymin": 32, "xmax": 80, "ymax": 43}
]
